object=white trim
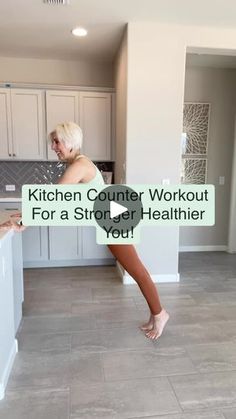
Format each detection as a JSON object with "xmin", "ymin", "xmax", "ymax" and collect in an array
[
  {"xmin": 23, "ymin": 259, "xmax": 115, "ymax": 268},
  {"xmin": 116, "ymin": 261, "xmax": 124, "ymax": 281},
  {"xmin": 122, "ymin": 273, "xmax": 179, "ymax": 285},
  {"xmin": 179, "ymin": 245, "xmax": 227, "ymax": 252},
  {"xmin": 116, "ymin": 262, "xmax": 179, "ymax": 284},
  {"xmin": 0, "ymin": 82, "xmax": 115, "ymax": 93},
  {"xmin": 0, "ymin": 384, "xmax": 4, "ymax": 401},
  {"xmin": 0, "ymin": 339, "xmax": 18, "ymax": 401}
]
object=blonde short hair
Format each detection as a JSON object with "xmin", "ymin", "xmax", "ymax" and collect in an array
[{"xmin": 50, "ymin": 122, "xmax": 83, "ymax": 150}]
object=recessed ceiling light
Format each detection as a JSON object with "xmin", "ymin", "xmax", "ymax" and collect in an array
[{"xmin": 71, "ymin": 27, "xmax": 88, "ymax": 37}]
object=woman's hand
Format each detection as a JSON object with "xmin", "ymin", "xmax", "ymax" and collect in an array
[
  {"xmin": 0, "ymin": 218, "xmax": 26, "ymax": 232},
  {"xmin": 0, "ymin": 219, "xmax": 26, "ymax": 232},
  {"xmin": 0, "ymin": 220, "xmax": 13, "ymax": 231},
  {"xmin": 11, "ymin": 220, "xmax": 26, "ymax": 232},
  {"xmin": 0, "ymin": 212, "xmax": 26, "ymax": 232}
]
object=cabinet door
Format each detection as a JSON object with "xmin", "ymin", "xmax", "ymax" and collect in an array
[
  {"xmin": 22, "ymin": 227, "xmax": 48, "ymax": 262},
  {"xmin": 48, "ymin": 226, "xmax": 82, "ymax": 260},
  {"xmin": 82, "ymin": 226, "xmax": 113, "ymax": 260},
  {"xmin": 0, "ymin": 89, "xmax": 13, "ymax": 159},
  {"xmin": 46, "ymin": 90, "xmax": 79, "ymax": 160},
  {"xmin": 11, "ymin": 89, "xmax": 45, "ymax": 160},
  {"xmin": 79, "ymin": 92, "xmax": 111, "ymax": 160}
]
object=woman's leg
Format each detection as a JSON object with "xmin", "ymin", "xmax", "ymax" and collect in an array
[{"xmin": 107, "ymin": 244, "xmax": 169, "ymax": 339}]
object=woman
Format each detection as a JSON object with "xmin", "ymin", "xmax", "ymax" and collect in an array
[{"xmin": 1, "ymin": 122, "xmax": 169, "ymax": 340}]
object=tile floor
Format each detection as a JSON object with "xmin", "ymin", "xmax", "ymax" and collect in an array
[{"xmin": 0, "ymin": 252, "xmax": 236, "ymax": 418}]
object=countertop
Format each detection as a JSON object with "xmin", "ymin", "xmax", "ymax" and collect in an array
[{"xmin": 0, "ymin": 193, "xmax": 22, "ymax": 202}]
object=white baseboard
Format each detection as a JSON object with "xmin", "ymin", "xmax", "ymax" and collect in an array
[
  {"xmin": 179, "ymin": 245, "xmax": 228, "ymax": 252},
  {"xmin": 122, "ymin": 273, "xmax": 180, "ymax": 284},
  {"xmin": 23, "ymin": 259, "xmax": 115, "ymax": 268},
  {"xmin": 116, "ymin": 261, "xmax": 124, "ymax": 281},
  {"xmin": 0, "ymin": 339, "xmax": 18, "ymax": 401},
  {"xmin": 116, "ymin": 263, "xmax": 179, "ymax": 284}
]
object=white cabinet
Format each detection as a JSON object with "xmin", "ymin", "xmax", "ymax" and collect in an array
[
  {"xmin": 11, "ymin": 89, "xmax": 45, "ymax": 160},
  {"xmin": 0, "ymin": 229, "xmax": 23, "ymax": 400},
  {"xmin": 0, "ymin": 202, "xmax": 48, "ymax": 266},
  {"xmin": 46, "ymin": 90, "xmax": 79, "ymax": 160},
  {"xmin": 1, "ymin": 87, "xmax": 113, "ymax": 161},
  {"xmin": 48, "ymin": 226, "xmax": 82, "ymax": 260},
  {"xmin": 48, "ymin": 226, "xmax": 113, "ymax": 264},
  {"xmin": 0, "ymin": 201, "xmax": 114, "ymax": 267},
  {"xmin": 0, "ymin": 233, "xmax": 16, "ymax": 400},
  {"xmin": 22, "ymin": 227, "xmax": 48, "ymax": 264},
  {"xmin": 46, "ymin": 90, "xmax": 112, "ymax": 161},
  {"xmin": 80, "ymin": 92, "xmax": 111, "ymax": 161},
  {"xmin": 82, "ymin": 227, "xmax": 112, "ymax": 260},
  {"xmin": 0, "ymin": 88, "xmax": 45, "ymax": 160},
  {"xmin": 0, "ymin": 89, "xmax": 12, "ymax": 159}
]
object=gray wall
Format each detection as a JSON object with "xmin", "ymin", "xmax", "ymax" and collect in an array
[
  {"xmin": 124, "ymin": 21, "xmax": 236, "ymax": 280},
  {"xmin": 126, "ymin": 23, "xmax": 185, "ymax": 279},
  {"xmin": 180, "ymin": 66, "xmax": 236, "ymax": 248},
  {"xmin": 0, "ymin": 56, "xmax": 113, "ymax": 87},
  {"xmin": 113, "ymin": 29, "xmax": 127, "ymax": 184}
]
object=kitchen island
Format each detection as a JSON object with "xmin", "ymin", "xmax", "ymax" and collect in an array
[{"xmin": 0, "ymin": 212, "xmax": 24, "ymax": 400}]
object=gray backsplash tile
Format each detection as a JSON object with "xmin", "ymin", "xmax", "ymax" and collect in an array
[
  {"xmin": 0, "ymin": 161, "xmax": 65, "ymax": 192},
  {"xmin": 0, "ymin": 161, "xmax": 114, "ymax": 192}
]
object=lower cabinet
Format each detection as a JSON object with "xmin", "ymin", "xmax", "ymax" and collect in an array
[
  {"xmin": 48, "ymin": 226, "xmax": 82, "ymax": 260},
  {"xmin": 0, "ymin": 233, "xmax": 16, "ymax": 400},
  {"xmin": 82, "ymin": 226, "xmax": 112, "ymax": 260},
  {"xmin": 22, "ymin": 225, "xmax": 114, "ymax": 267},
  {"xmin": 0, "ymin": 202, "xmax": 114, "ymax": 267},
  {"xmin": 22, "ymin": 226, "xmax": 48, "ymax": 263}
]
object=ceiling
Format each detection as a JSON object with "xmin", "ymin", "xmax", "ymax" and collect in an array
[
  {"xmin": 2, "ymin": 0, "xmax": 236, "ymax": 62},
  {"xmin": 186, "ymin": 53, "xmax": 236, "ymax": 69}
]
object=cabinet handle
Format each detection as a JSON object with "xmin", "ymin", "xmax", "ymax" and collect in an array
[
  {"xmin": 9, "ymin": 153, "xmax": 12, "ymax": 156},
  {"xmin": 5, "ymin": 208, "xmax": 20, "ymax": 211},
  {"xmin": 13, "ymin": 153, "xmax": 16, "ymax": 157}
]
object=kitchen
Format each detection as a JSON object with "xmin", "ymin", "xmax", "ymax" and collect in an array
[
  {"xmin": 0, "ymin": 0, "xmax": 119, "ymax": 402},
  {"xmin": 1, "ymin": 1, "xmax": 236, "ymax": 418},
  {"xmin": 0, "ymin": 41, "xmax": 119, "ymax": 404}
]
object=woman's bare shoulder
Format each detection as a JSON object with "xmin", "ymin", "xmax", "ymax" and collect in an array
[{"xmin": 58, "ymin": 159, "xmax": 87, "ymax": 184}]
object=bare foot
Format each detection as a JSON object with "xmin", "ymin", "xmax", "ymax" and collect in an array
[
  {"xmin": 140, "ymin": 313, "xmax": 154, "ymax": 331},
  {"xmin": 145, "ymin": 309, "xmax": 169, "ymax": 340}
]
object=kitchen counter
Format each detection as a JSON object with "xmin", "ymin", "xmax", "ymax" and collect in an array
[
  {"xmin": 0, "ymin": 193, "xmax": 22, "ymax": 202},
  {"xmin": 0, "ymin": 210, "xmax": 24, "ymax": 400}
]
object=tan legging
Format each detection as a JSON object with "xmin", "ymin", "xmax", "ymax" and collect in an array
[{"xmin": 107, "ymin": 244, "xmax": 162, "ymax": 315}]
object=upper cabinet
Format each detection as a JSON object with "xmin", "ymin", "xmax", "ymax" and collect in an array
[
  {"xmin": 0, "ymin": 89, "xmax": 45, "ymax": 160},
  {"xmin": 11, "ymin": 89, "xmax": 45, "ymax": 160},
  {"xmin": 0, "ymin": 88, "xmax": 45, "ymax": 160},
  {"xmin": 79, "ymin": 92, "xmax": 112, "ymax": 161},
  {"xmin": 46, "ymin": 90, "xmax": 112, "ymax": 161},
  {"xmin": 0, "ymin": 87, "xmax": 114, "ymax": 161},
  {"xmin": 46, "ymin": 90, "xmax": 79, "ymax": 160}
]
